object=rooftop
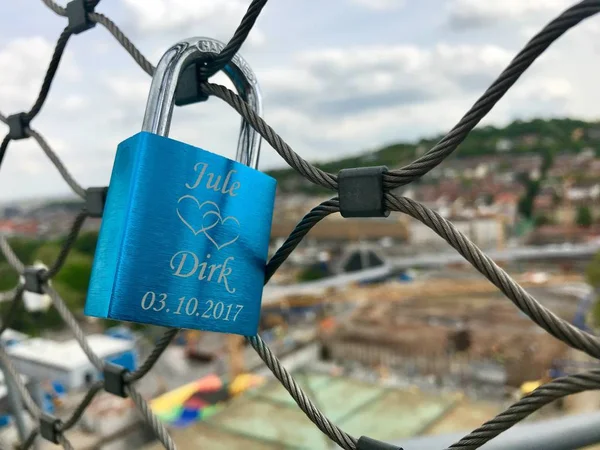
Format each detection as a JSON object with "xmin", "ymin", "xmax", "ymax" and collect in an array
[
  {"xmin": 7, "ymin": 334, "xmax": 134, "ymax": 371},
  {"xmin": 144, "ymin": 372, "xmax": 504, "ymax": 450}
]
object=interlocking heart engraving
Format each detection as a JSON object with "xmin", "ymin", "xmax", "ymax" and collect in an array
[{"xmin": 176, "ymin": 195, "xmax": 241, "ymax": 250}]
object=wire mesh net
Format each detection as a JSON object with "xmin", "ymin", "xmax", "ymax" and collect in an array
[{"xmin": 0, "ymin": 0, "xmax": 600, "ymax": 449}]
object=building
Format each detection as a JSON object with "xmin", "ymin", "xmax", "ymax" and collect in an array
[
  {"xmin": 0, "ymin": 329, "xmax": 29, "ymax": 348},
  {"xmin": 320, "ymin": 297, "xmax": 570, "ymax": 388},
  {"xmin": 408, "ymin": 216, "xmax": 503, "ymax": 250},
  {"xmin": 7, "ymin": 334, "xmax": 137, "ymax": 391}
]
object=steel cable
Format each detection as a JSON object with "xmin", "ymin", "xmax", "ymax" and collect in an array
[
  {"xmin": 19, "ymin": 430, "xmax": 39, "ymax": 450},
  {"xmin": 0, "ymin": 284, "xmax": 25, "ymax": 336},
  {"xmin": 25, "ymin": 28, "xmax": 72, "ymax": 123},
  {"xmin": 0, "ymin": 235, "xmax": 25, "ymax": 273},
  {"xmin": 127, "ymin": 384, "xmax": 177, "ymax": 450},
  {"xmin": 385, "ymin": 193, "xmax": 600, "ymax": 359},
  {"xmin": 265, "ymin": 197, "xmax": 340, "ymax": 282},
  {"xmin": 88, "ymin": 13, "xmax": 155, "ymax": 76},
  {"xmin": 43, "ymin": 284, "xmax": 105, "ymax": 370},
  {"xmin": 198, "ymin": 0, "xmax": 269, "ymax": 79},
  {"xmin": 0, "ymin": 135, "xmax": 10, "ymax": 171},
  {"xmin": 60, "ymin": 381, "xmax": 104, "ymax": 431},
  {"xmin": 29, "ymin": 129, "xmax": 86, "ymax": 199},
  {"xmin": 448, "ymin": 370, "xmax": 600, "ymax": 449},
  {"xmin": 126, "ymin": 328, "xmax": 179, "ymax": 382},
  {"xmin": 0, "ymin": 345, "xmax": 42, "ymax": 418},
  {"xmin": 383, "ymin": 0, "xmax": 600, "ymax": 189},
  {"xmin": 247, "ymin": 334, "xmax": 358, "ymax": 450},
  {"xmin": 42, "ymin": 209, "xmax": 88, "ymax": 280},
  {"xmin": 201, "ymin": 82, "xmax": 338, "ymax": 190}
]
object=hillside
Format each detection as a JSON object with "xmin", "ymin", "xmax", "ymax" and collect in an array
[{"xmin": 267, "ymin": 118, "xmax": 600, "ymax": 194}]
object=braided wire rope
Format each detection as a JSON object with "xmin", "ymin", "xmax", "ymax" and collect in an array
[{"xmin": 0, "ymin": 0, "xmax": 597, "ymax": 449}]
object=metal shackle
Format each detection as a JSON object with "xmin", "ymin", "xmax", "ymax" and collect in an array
[{"xmin": 141, "ymin": 37, "xmax": 263, "ymax": 169}]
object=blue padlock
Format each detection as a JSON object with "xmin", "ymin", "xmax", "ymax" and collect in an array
[{"xmin": 85, "ymin": 37, "xmax": 276, "ymax": 336}]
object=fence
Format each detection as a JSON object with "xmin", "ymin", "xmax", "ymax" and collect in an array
[{"xmin": 1, "ymin": 0, "xmax": 600, "ymax": 449}]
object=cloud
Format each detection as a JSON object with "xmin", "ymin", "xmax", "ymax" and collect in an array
[
  {"xmin": 58, "ymin": 95, "xmax": 87, "ymax": 112},
  {"xmin": 260, "ymin": 43, "xmax": 512, "ymax": 119},
  {"xmin": 0, "ymin": 0, "xmax": 598, "ymax": 202},
  {"xmin": 447, "ymin": 0, "xmax": 572, "ymax": 30},
  {"xmin": 350, "ymin": 0, "xmax": 405, "ymax": 11},
  {"xmin": 0, "ymin": 36, "xmax": 80, "ymax": 113},
  {"xmin": 121, "ymin": 0, "xmax": 265, "ymax": 47},
  {"xmin": 250, "ymin": 43, "xmax": 518, "ymax": 166}
]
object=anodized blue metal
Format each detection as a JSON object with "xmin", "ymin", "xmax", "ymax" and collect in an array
[{"xmin": 85, "ymin": 132, "xmax": 276, "ymax": 335}]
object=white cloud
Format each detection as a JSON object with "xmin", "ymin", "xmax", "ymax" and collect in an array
[
  {"xmin": 251, "ymin": 43, "xmax": 519, "ymax": 165},
  {"xmin": 448, "ymin": 0, "xmax": 571, "ymax": 29},
  {"xmin": 0, "ymin": 0, "xmax": 598, "ymax": 202},
  {"xmin": 0, "ymin": 36, "xmax": 80, "ymax": 112},
  {"xmin": 105, "ymin": 75, "xmax": 151, "ymax": 105},
  {"xmin": 514, "ymin": 78, "xmax": 573, "ymax": 102},
  {"xmin": 59, "ymin": 95, "xmax": 87, "ymax": 112},
  {"xmin": 260, "ymin": 43, "xmax": 512, "ymax": 119},
  {"xmin": 122, "ymin": 0, "xmax": 265, "ymax": 46},
  {"xmin": 350, "ymin": 0, "xmax": 405, "ymax": 11}
]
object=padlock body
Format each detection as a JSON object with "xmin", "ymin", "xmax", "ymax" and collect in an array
[{"xmin": 85, "ymin": 132, "xmax": 276, "ymax": 336}]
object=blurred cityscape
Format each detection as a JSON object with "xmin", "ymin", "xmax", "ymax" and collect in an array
[{"xmin": 1, "ymin": 117, "xmax": 600, "ymax": 449}]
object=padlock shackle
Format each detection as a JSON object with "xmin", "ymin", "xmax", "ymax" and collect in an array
[{"xmin": 141, "ymin": 37, "xmax": 263, "ymax": 169}]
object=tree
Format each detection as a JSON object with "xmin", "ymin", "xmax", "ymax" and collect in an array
[
  {"xmin": 297, "ymin": 265, "xmax": 328, "ymax": 282},
  {"xmin": 534, "ymin": 214, "xmax": 552, "ymax": 227},
  {"xmin": 586, "ymin": 252, "xmax": 600, "ymax": 328},
  {"xmin": 551, "ymin": 191, "xmax": 562, "ymax": 207},
  {"xmin": 33, "ymin": 245, "xmax": 93, "ymax": 312},
  {"xmin": 576, "ymin": 206, "xmax": 593, "ymax": 227},
  {"xmin": 34, "ymin": 243, "xmax": 62, "ymax": 266},
  {"xmin": 0, "ymin": 263, "xmax": 19, "ymax": 291},
  {"xmin": 73, "ymin": 231, "xmax": 98, "ymax": 256},
  {"xmin": 586, "ymin": 252, "xmax": 600, "ymax": 291},
  {"xmin": 2, "ymin": 238, "xmax": 42, "ymax": 265}
]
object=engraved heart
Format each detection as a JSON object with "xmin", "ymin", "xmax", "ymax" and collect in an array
[
  {"xmin": 201, "ymin": 209, "xmax": 240, "ymax": 250},
  {"xmin": 176, "ymin": 195, "xmax": 240, "ymax": 250}
]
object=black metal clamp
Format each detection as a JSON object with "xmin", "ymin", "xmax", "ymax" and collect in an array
[
  {"xmin": 103, "ymin": 363, "xmax": 129, "ymax": 398},
  {"xmin": 358, "ymin": 436, "xmax": 403, "ymax": 450},
  {"xmin": 66, "ymin": 0, "xmax": 96, "ymax": 35},
  {"xmin": 175, "ymin": 63, "xmax": 210, "ymax": 106},
  {"xmin": 85, "ymin": 187, "xmax": 108, "ymax": 218},
  {"xmin": 338, "ymin": 166, "xmax": 389, "ymax": 218},
  {"xmin": 23, "ymin": 267, "xmax": 46, "ymax": 294},
  {"xmin": 6, "ymin": 113, "xmax": 29, "ymax": 140},
  {"xmin": 40, "ymin": 413, "xmax": 62, "ymax": 444}
]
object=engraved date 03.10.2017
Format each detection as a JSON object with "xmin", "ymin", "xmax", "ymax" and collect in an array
[{"xmin": 140, "ymin": 291, "xmax": 244, "ymax": 322}]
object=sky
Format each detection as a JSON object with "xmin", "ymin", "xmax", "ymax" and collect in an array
[{"xmin": 0, "ymin": 0, "xmax": 599, "ymax": 201}]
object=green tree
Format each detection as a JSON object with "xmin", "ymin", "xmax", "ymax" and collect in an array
[
  {"xmin": 586, "ymin": 252, "xmax": 600, "ymax": 328},
  {"xmin": 576, "ymin": 206, "xmax": 593, "ymax": 227},
  {"xmin": 53, "ymin": 251, "xmax": 93, "ymax": 294},
  {"xmin": 34, "ymin": 243, "xmax": 62, "ymax": 266},
  {"xmin": 297, "ymin": 265, "xmax": 327, "ymax": 282},
  {"xmin": 1, "ymin": 238, "xmax": 42, "ymax": 265},
  {"xmin": 73, "ymin": 231, "xmax": 99, "ymax": 256},
  {"xmin": 587, "ymin": 252, "xmax": 600, "ymax": 291},
  {"xmin": 0, "ymin": 263, "xmax": 19, "ymax": 291},
  {"xmin": 534, "ymin": 214, "xmax": 552, "ymax": 227},
  {"xmin": 517, "ymin": 175, "xmax": 540, "ymax": 220},
  {"xmin": 551, "ymin": 191, "xmax": 562, "ymax": 207},
  {"xmin": 33, "ymin": 245, "xmax": 93, "ymax": 312}
]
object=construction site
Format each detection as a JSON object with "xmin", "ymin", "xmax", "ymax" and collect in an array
[{"xmin": 312, "ymin": 272, "xmax": 585, "ymax": 394}]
